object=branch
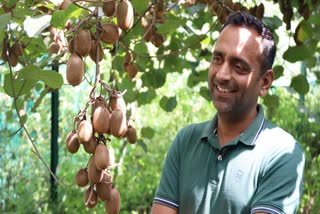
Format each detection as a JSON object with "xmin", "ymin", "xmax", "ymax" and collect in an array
[{"xmin": 7, "ymin": 60, "xmax": 65, "ymax": 188}]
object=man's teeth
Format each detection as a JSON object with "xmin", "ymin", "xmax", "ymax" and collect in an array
[{"xmin": 217, "ymin": 85, "xmax": 231, "ymax": 93}]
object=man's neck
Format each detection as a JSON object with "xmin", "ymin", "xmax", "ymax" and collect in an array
[{"xmin": 217, "ymin": 107, "xmax": 258, "ymax": 147}]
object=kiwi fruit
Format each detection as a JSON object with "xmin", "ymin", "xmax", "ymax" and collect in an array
[
  {"xmin": 12, "ymin": 42, "xmax": 23, "ymax": 56},
  {"xmin": 103, "ymin": 0, "xmax": 116, "ymax": 17},
  {"xmin": 75, "ymin": 168, "xmax": 89, "ymax": 187},
  {"xmin": 68, "ymin": 38, "xmax": 75, "ymax": 54},
  {"xmin": 8, "ymin": 51, "xmax": 18, "ymax": 67},
  {"xmin": 74, "ymin": 29, "xmax": 91, "ymax": 56},
  {"xmin": 88, "ymin": 155, "xmax": 103, "ymax": 184},
  {"xmin": 126, "ymin": 125, "xmax": 137, "ymax": 144},
  {"xmin": 92, "ymin": 105, "xmax": 111, "ymax": 135},
  {"xmin": 116, "ymin": 0, "xmax": 134, "ymax": 31},
  {"xmin": 94, "ymin": 143, "xmax": 110, "ymax": 170},
  {"xmin": 48, "ymin": 42, "xmax": 60, "ymax": 55},
  {"xmin": 83, "ymin": 136, "xmax": 98, "ymax": 154},
  {"xmin": 126, "ymin": 63, "xmax": 138, "ymax": 79},
  {"xmin": 101, "ymin": 22, "xmax": 120, "ymax": 44},
  {"xmin": 96, "ymin": 172, "xmax": 112, "ymax": 201},
  {"xmin": 109, "ymin": 92, "xmax": 126, "ymax": 113},
  {"xmin": 89, "ymin": 40, "xmax": 104, "ymax": 62},
  {"xmin": 104, "ymin": 186, "xmax": 121, "ymax": 214},
  {"xmin": 66, "ymin": 53, "xmax": 84, "ymax": 86},
  {"xmin": 77, "ymin": 120, "xmax": 93, "ymax": 144},
  {"xmin": 84, "ymin": 186, "xmax": 98, "ymax": 208},
  {"xmin": 66, "ymin": 130, "xmax": 80, "ymax": 154},
  {"xmin": 110, "ymin": 109, "xmax": 127, "ymax": 138}
]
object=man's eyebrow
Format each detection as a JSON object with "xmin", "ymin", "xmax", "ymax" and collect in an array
[{"xmin": 212, "ymin": 50, "xmax": 224, "ymax": 56}]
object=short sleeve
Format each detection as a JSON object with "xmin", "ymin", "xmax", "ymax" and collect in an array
[
  {"xmin": 251, "ymin": 142, "xmax": 305, "ymax": 214},
  {"xmin": 153, "ymin": 130, "xmax": 182, "ymax": 209}
]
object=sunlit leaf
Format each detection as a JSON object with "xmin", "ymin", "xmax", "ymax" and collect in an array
[
  {"xmin": 0, "ymin": 13, "xmax": 11, "ymax": 41},
  {"xmin": 157, "ymin": 13, "xmax": 186, "ymax": 34},
  {"xmin": 4, "ymin": 74, "xmax": 36, "ymax": 97},
  {"xmin": 290, "ymin": 74, "xmax": 309, "ymax": 95},
  {"xmin": 283, "ymin": 46, "xmax": 313, "ymax": 63},
  {"xmin": 263, "ymin": 94, "xmax": 279, "ymax": 108},
  {"xmin": 141, "ymin": 127, "xmax": 155, "ymax": 139},
  {"xmin": 19, "ymin": 65, "xmax": 63, "ymax": 89},
  {"xmin": 273, "ymin": 65, "xmax": 284, "ymax": 80},
  {"xmin": 141, "ymin": 70, "xmax": 166, "ymax": 89},
  {"xmin": 50, "ymin": 4, "xmax": 83, "ymax": 29},
  {"xmin": 159, "ymin": 96, "xmax": 177, "ymax": 112},
  {"xmin": 137, "ymin": 89, "xmax": 156, "ymax": 106},
  {"xmin": 199, "ymin": 86, "xmax": 211, "ymax": 101}
]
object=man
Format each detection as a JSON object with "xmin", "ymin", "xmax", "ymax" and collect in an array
[{"xmin": 151, "ymin": 12, "xmax": 305, "ymax": 214}]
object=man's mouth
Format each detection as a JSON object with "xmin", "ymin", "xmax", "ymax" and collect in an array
[{"xmin": 216, "ymin": 85, "xmax": 233, "ymax": 93}]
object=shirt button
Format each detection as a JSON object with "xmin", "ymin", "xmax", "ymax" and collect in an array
[{"xmin": 217, "ymin": 154, "xmax": 223, "ymax": 161}]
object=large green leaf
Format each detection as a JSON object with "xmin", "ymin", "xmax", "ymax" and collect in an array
[
  {"xmin": 159, "ymin": 96, "xmax": 177, "ymax": 112},
  {"xmin": 19, "ymin": 65, "xmax": 63, "ymax": 89},
  {"xmin": 308, "ymin": 13, "xmax": 320, "ymax": 25},
  {"xmin": 290, "ymin": 74, "xmax": 309, "ymax": 95},
  {"xmin": 141, "ymin": 126, "xmax": 155, "ymax": 139},
  {"xmin": 283, "ymin": 46, "xmax": 313, "ymax": 63},
  {"xmin": 262, "ymin": 94, "xmax": 279, "ymax": 108},
  {"xmin": 141, "ymin": 69, "xmax": 166, "ymax": 89},
  {"xmin": 131, "ymin": 0, "xmax": 149, "ymax": 15},
  {"xmin": 4, "ymin": 74, "xmax": 36, "ymax": 97},
  {"xmin": 0, "ymin": 13, "xmax": 11, "ymax": 42},
  {"xmin": 50, "ymin": 4, "xmax": 83, "ymax": 29},
  {"xmin": 199, "ymin": 86, "xmax": 211, "ymax": 101},
  {"xmin": 137, "ymin": 88, "xmax": 156, "ymax": 106}
]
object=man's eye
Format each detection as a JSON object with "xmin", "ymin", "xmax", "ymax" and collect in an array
[{"xmin": 212, "ymin": 56, "xmax": 222, "ymax": 64}]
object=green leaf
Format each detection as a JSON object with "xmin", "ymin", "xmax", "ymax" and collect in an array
[
  {"xmin": 19, "ymin": 65, "xmax": 63, "ymax": 89},
  {"xmin": 137, "ymin": 139, "xmax": 148, "ymax": 153},
  {"xmin": 23, "ymin": 14, "xmax": 51, "ymax": 37},
  {"xmin": 263, "ymin": 94, "xmax": 279, "ymax": 108},
  {"xmin": 0, "ymin": 13, "xmax": 11, "ymax": 41},
  {"xmin": 4, "ymin": 74, "xmax": 36, "ymax": 97},
  {"xmin": 273, "ymin": 65, "xmax": 284, "ymax": 80},
  {"xmin": 283, "ymin": 46, "xmax": 313, "ymax": 63},
  {"xmin": 294, "ymin": 20, "xmax": 313, "ymax": 45},
  {"xmin": 290, "ymin": 74, "xmax": 309, "ymax": 95},
  {"xmin": 159, "ymin": 96, "xmax": 177, "ymax": 112},
  {"xmin": 50, "ymin": 4, "xmax": 83, "ymax": 29},
  {"xmin": 131, "ymin": 0, "xmax": 149, "ymax": 15},
  {"xmin": 134, "ymin": 42, "xmax": 149, "ymax": 55},
  {"xmin": 199, "ymin": 86, "xmax": 211, "ymax": 101},
  {"xmin": 141, "ymin": 69, "xmax": 166, "ymax": 89},
  {"xmin": 187, "ymin": 68, "xmax": 207, "ymax": 87},
  {"xmin": 262, "ymin": 16, "xmax": 282, "ymax": 31},
  {"xmin": 157, "ymin": 13, "xmax": 186, "ymax": 34},
  {"xmin": 137, "ymin": 89, "xmax": 156, "ymax": 106},
  {"xmin": 141, "ymin": 127, "xmax": 155, "ymax": 139},
  {"xmin": 308, "ymin": 13, "xmax": 320, "ymax": 25}
]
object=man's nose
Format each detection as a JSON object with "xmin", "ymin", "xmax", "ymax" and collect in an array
[{"xmin": 216, "ymin": 63, "xmax": 232, "ymax": 81}]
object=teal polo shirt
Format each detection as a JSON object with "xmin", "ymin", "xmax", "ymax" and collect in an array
[{"xmin": 154, "ymin": 105, "xmax": 305, "ymax": 214}]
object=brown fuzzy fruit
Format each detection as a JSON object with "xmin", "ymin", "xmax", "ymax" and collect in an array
[
  {"xmin": 83, "ymin": 137, "xmax": 98, "ymax": 154},
  {"xmin": 12, "ymin": 42, "xmax": 23, "ymax": 56},
  {"xmin": 96, "ymin": 172, "xmax": 112, "ymax": 201},
  {"xmin": 66, "ymin": 131, "xmax": 80, "ymax": 154},
  {"xmin": 75, "ymin": 168, "xmax": 89, "ymax": 187},
  {"xmin": 101, "ymin": 22, "xmax": 120, "ymax": 44},
  {"xmin": 103, "ymin": 0, "xmax": 116, "ymax": 17},
  {"xmin": 66, "ymin": 53, "xmax": 84, "ymax": 86},
  {"xmin": 126, "ymin": 63, "xmax": 138, "ymax": 79},
  {"xmin": 8, "ymin": 52, "xmax": 18, "ymax": 67},
  {"xmin": 48, "ymin": 42, "xmax": 60, "ymax": 55},
  {"xmin": 116, "ymin": 0, "xmax": 134, "ymax": 31},
  {"xmin": 94, "ymin": 144, "xmax": 110, "ymax": 170},
  {"xmin": 91, "ymin": 96, "xmax": 107, "ymax": 118},
  {"xmin": 124, "ymin": 52, "xmax": 133, "ymax": 63},
  {"xmin": 77, "ymin": 120, "xmax": 93, "ymax": 144},
  {"xmin": 110, "ymin": 109, "xmax": 127, "ymax": 138},
  {"xmin": 104, "ymin": 187, "xmax": 121, "ymax": 214},
  {"xmin": 92, "ymin": 105, "xmax": 111, "ymax": 135},
  {"xmin": 84, "ymin": 186, "xmax": 98, "ymax": 208},
  {"xmin": 151, "ymin": 33, "xmax": 165, "ymax": 47},
  {"xmin": 89, "ymin": 40, "xmax": 104, "ymax": 62},
  {"xmin": 74, "ymin": 29, "xmax": 91, "ymax": 56},
  {"xmin": 68, "ymin": 38, "xmax": 75, "ymax": 54},
  {"xmin": 88, "ymin": 155, "xmax": 103, "ymax": 184},
  {"xmin": 126, "ymin": 125, "xmax": 137, "ymax": 144},
  {"xmin": 109, "ymin": 92, "xmax": 126, "ymax": 112}
]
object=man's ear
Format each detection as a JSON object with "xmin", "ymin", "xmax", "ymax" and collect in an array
[{"xmin": 259, "ymin": 69, "xmax": 274, "ymax": 96}]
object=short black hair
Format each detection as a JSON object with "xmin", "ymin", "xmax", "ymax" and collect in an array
[{"xmin": 221, "ymin": 12, "xmax": 276, "ymax": 73}]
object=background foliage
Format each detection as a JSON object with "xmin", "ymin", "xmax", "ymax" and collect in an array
[{"xmin": 0, "ymin": 0, "xmax": 320, "ymax": 213}]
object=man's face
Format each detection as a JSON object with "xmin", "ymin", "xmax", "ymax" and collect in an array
[{"xmin": 208, "ymin": 25, "xmax": 266, "ymax": 117}]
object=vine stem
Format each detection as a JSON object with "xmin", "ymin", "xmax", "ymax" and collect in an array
[{"xmin": 7, "ymin": 59, "xmax": 65, "ymax": 188}]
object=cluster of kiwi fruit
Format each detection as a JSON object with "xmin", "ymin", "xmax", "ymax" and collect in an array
[
  {"xmin": 63, "ymin": 1, "xmax": 139, "ymax": 213},
  {"xmin": 141, "ymin": 0, "xmax": 165, "ymax": 47},
  {"xmin": 65, "ymin": 0, "xmax": 137, "ymax": 86},
  {"xmin": 66, "ymin": 89, "xmax": 137, "ymax": 212}
]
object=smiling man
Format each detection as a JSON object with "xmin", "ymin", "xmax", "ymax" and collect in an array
[{"xmin": 151, "ymin": 12, "xmax": 305, "ymax": 214}]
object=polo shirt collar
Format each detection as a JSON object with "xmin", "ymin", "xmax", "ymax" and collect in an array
[{"xmin": 200, "ymin": 104, "xmax": 265, "ymax": 147}]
